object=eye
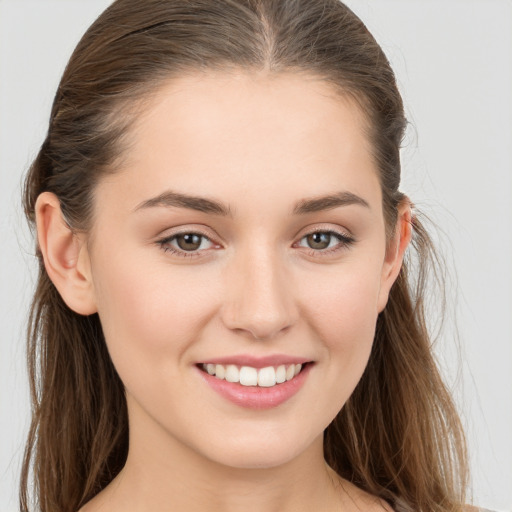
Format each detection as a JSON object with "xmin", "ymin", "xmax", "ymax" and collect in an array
[
  {"xmin": 157, "ymin": 232, "xmax": 216, "ymax": 256},
  {"xmin": 296, "ymin": 230, "xmax": 354, "ymax": 254}
]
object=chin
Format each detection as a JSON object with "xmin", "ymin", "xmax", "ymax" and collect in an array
[
  {"xmin": 194, "ymin": 427, "xmax": 321, "ymax": 470},
  {"xmin": 208, "ymin": 448, "xmax": 302, "ymax": 470}
]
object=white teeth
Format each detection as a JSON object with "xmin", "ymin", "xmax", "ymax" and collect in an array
[
  {"xmin": 258, "ymin": 366, "xmax": 276, "ymax": 387},
  {"xmin": 239, "ymin": 366, "xmax": 258, "ymax": 386},
  {"xmin": 203, "ymin": 362, "xmax": 305, "ymax": 387},
  {"xmin": 215, "ymin": 364, "xmax": 225, "ymax": 380},
  {"xmin": 225, "ymin": 364, "xmax": 239, "ymax": 383},
  {"xmin": 276, "ymin": 365, "xmax": 286, "ymax": 384}
]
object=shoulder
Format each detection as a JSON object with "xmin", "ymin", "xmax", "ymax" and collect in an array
[
  {"xmin": 334, "ymin": 477, "xmax": 394, "ymax": 512},
  {"xmin": 393, "ymin": 503, "xmax": 494, "ymax": 512}
]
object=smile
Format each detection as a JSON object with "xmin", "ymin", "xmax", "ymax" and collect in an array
[
  {"xmin": 201, "ymin": 363, "xmax": 303, "ymax": 388},
  {"xmin": 197, "ymin": 359, "xmax": 313, "ymax": 409}
]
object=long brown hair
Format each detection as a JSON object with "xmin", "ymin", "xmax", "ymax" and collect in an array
[{"xmin": 21, "ymin": 1, "xmax": 468, "ymax": 511}]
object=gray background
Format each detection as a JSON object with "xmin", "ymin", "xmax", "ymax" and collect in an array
[{"xmin": 1, "ymin": 0, "xmax": 511, "ymax": 510}]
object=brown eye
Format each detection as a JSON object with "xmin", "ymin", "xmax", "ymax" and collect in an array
[
  {"xmin": 305, "ymin": 232, "xmax": 332, "ymax": 250},
  {"xmin": 296, "ymin": 230, "xmax": 355, "ymax": 255},
  {"xmin": 176, "ymin": 233, "xmax": 204, "ymax": 251},
  {"xmin": 158, "ymin": 231, "xmax": 216, "ymax": 257}
]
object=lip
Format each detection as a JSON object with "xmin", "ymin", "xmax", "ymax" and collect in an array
[
  {"xmin": 198, "ymin": 354, "xmax": 312, "ymax": 369},
  {"xmin": 196, "ymin": 361, "xmax": 313, "ymax": 410}
]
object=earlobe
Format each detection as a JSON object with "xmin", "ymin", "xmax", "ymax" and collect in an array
[
  {"xmin": 377, "ymin": 200, "xmax": 413, "ymax": 312},
  {"xmin": 35, "ymin": 192, "xmax": 97, "ymax": 315}
]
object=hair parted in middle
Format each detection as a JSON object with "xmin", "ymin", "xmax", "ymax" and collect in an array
[{"xmin": 22, "ymin": 1, "xmax": 468, "ymax": 512}]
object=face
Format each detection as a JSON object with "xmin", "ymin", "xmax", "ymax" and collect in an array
[{"xmin": 83, "ymin": 71, "xmax": 402, "ymax": 470}]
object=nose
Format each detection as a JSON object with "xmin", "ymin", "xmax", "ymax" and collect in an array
[{"xmin": 220, "ymin": 245, "xmax": 297, "ymax": 340}]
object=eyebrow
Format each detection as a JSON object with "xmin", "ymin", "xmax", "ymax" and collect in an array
[
  {"xmin": 134, "ymin": 189, "xmax": 370, "ymax": 216},
  {"xmin": 134, "ymin": 190, "xmax": 233, "ymax": 216},
  {"xmin": 293, "ymin": 191, "xmax": 370, "ymax": 214}
]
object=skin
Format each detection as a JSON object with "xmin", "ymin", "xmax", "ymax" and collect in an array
[{"xmin": 36, "ymin": 71, "xmax": 410, "ymax": 512}]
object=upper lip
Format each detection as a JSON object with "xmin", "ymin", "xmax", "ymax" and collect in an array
[{"xmin": 198, "ymin": 354, "xmax": 313, "ymax": 368}]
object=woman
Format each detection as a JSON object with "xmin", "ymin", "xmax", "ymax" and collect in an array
[{"xmin": 21, "ymin": 1, "xmax": 474, "ymax": 511}]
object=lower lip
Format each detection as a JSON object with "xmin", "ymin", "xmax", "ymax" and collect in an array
[{"xmin": 196, "ymin": 364, "xmax": 312, "ymax": 410}]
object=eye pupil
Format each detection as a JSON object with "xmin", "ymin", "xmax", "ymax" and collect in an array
[
  {"xmin": 307, "ymin": 232, "xmax": 331, "ymax": 250},
  {"xmin": 177, "ymin": 234, "xmax": 202, "ymax": 251}
]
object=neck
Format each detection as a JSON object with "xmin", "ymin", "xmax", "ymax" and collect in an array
[{"xmin": 93, "ymin": 415, "xmax": 343, "ymax": 512}]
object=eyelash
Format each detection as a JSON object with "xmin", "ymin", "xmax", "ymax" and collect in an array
[
  {"xmin": 157, "ymin": 230, "xmax": 215, "ymax": 259},
  {"xmin": 295, "ymin": 229, "xmax": 355, "ymax": 256},
  {"xmin": 156, "ymin": 229, "xmax": 355, "ymax": 259}
]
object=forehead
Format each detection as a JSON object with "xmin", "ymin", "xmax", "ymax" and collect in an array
[{"xmin": 97, "ymin": 70, "xmax": 381, "ymax": 215}]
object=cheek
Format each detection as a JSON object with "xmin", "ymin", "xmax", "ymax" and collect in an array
[
  {"xmin": 91, "ymin": 251, "xmax": 219, "ymax": 377},
  {"xmin": 304, "ymin": 261, "xmax": 382, "ymax": 343},
  {"xmin": 281, "ymin": 265, "xmax": 382, "ymax": 443},
  {"xmin": 299, "ymin": 260, "xmax": 382, "ymax": 395}
]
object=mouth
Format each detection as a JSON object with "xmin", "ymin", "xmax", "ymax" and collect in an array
[
  {"xmin": 196, "ymin": 359, "xmax": 313, "ymax": 409},
  {"xmin": 198, "ymin": 362, "xmax": 308, "ymax": 388}
]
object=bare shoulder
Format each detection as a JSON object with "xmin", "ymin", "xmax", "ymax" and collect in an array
[
  {"xmin": 335, "ymin": 483, "xmax": 490, "ymax": 512},
  {"xmin": 77, "ymin": 495, "xmax": 104, "ymax": 512},
  {"xmin": 76, "ymin": 477, "xmax": 122, "ymax": 512},
  {"xmin": 334, "ymin": 477, "xmax": 394, "ymax": 512}
]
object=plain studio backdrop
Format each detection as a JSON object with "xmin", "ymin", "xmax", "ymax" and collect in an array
[{"xmin": 0, "ymin": 1, "xmax": 511, "ymax": 510}]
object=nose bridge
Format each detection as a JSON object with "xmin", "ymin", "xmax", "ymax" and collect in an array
[{"xmin": 222, "ymin": 240, "xmax": 296, "ymax": 340}]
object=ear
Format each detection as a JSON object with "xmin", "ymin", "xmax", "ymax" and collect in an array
[
  {"xmin": 377, "ymin": 199, "xmax": 413, "ymax": 313},
  {"xmin": 35, "ymin": 192, "xmax": 97, "ymax": 315}
]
